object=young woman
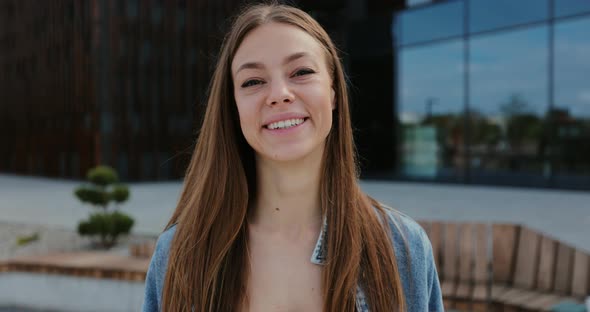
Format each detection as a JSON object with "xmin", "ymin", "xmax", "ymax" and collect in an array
[{"xmin": 142, "ymin": 3, "xmax": 443, "ymax": 312}]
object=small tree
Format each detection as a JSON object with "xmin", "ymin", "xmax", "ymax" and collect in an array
[{"xmin": 75, "ymin": 165, "xmax": 134, "ymax": 249}]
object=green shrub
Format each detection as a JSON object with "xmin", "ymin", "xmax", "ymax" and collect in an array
[
  {"xmin": 75, "ymin": 165, "xmax": 134, "ymax": 249},
  {"xmin": 77, "ymin": 212, "xmax": 135, "ymax": 248},
  {"xmin": 111, "ymin": 184, "xmax": 130, "ymax": 203},
  {"xmin": 87, "ymin": 166, "xmax": 119, "ymax": 186},
  {"xmin": 16, "ymin": 232, "xmax": 40, "ymax": 246},
  {"xmin": 74, "ymin": 187, "xmax": 109, "ymax": 206}
]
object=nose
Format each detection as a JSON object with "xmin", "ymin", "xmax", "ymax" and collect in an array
[{"xmin": 267, "ymin": 78, "xmax": 294, "ymax": 106}]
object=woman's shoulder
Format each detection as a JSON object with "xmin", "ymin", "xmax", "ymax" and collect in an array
[
  {"xmin": 147, "ymin": 223, "xmax": 178, "ymax": 277},
  {"xmin": 374, "ymin": 202, "xmax": 444, "ymax": 311},
  {"xmin": 142, "ymin": 224, "xmax": 178, "ymax": 311},
  {"xmin": 377, "ymin": 203, "xmax": 430, "ymax": 252},
  {"xmin": 153, "ymin": 223, "xmax": 177, "ymax": 260}
]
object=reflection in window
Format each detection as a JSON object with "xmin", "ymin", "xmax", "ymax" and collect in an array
[
  {"xmin": 406, "ymin": 0, "xmax": 431, "ymax": 7},
  {"xmin": 554, "ymin": 0, "xmax": 590, "ymax": 18},
  {"xmin": 396, "ymin": 1, "xmax": 463, "ymax": 46},
  {"xmin": 469, "ymin": 0, "xmax": 548, "ymax": 33},
  {"xmin": 470, "ymin": 26, "xmax": 549, "ymax": 185},
  {"xmin": 399, "ymin": 40, "xmax": 464, "ymax": 180},
  {"xmin": 553, "ymin": 17, "xmax": 590, "ymax": 187}
]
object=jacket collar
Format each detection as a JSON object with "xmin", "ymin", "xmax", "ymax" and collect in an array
[
  {"xmin": 310, "ymin": 217, "xmax": 327, "ymax": 265},
  {"xmin": 309, "ymin": 218, "xmax": 369, "ymax": 311}
]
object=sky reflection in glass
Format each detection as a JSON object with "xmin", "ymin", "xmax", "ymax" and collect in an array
[
  {"xmin": 469, "ymin": 0, "xmax": 548, "ymax": 33},
  {"xmin": 554, "ymin": 17, "xmax": 590, "ymax": 117},
  {"xmin": 397, "ymin": 1, "xmax": 463, "ymax": 45}
]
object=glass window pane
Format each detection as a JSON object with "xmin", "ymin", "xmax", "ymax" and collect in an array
[
  {"xmin": 554, "ymin": 0, "xmax": 590, "ymax": 18},
  {"xmin": 469, "ymin": 0, "xmax": 549, "ymax": 33},
  {"xmin": 469, "ymin": 26, "xmax": 550, "ymax": 186},
  {"xmin": 396, "ymin": 1, "xmax": 463, "ymax": 46},
  {"xmin": 406, "ymin": 0, "xmax": 431, "ymax": 7},
  {"xmin": 553, "ymin": 17, "xmax": 590, "ymax": 188},
  {"xmin": 398, "ymin": 40, "xmax": 465, "ymax": 181}
]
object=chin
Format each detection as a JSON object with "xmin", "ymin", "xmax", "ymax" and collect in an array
[
  {"xmin": 257, "ymin": 144, "xmax": 322, "ymax": 163},
  {"xmin": 266, "ymin": 149, "xmax": 312, "ymax": 162}
]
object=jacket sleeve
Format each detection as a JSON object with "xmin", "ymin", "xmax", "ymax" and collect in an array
[
  {"xmin": 142, "ymin": 246, "xmax": 161, "ymax": 312},
  {"xmin": 422, "ymin": 230, "xmax": 444, "ymax": 311}
]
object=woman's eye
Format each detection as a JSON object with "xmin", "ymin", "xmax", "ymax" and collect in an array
[
  {"xmin": 293, "ymin": 68, "xmax": 315, "ymax": 77},
  {"xmin": 241, "ymin": 79, "xmax": 263, "ymax": 88}
]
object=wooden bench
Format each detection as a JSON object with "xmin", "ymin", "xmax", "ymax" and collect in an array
[
  {"xmin": 129, "ymin": 240, "xmax": 157, "ymax": 258},
  {"xmin": 0, "ymin": 251, "xmax": 150, "ymax": 281},
  {"xmin": 418, "ymin": 220, "xmax": 590, "ymax": 312}
]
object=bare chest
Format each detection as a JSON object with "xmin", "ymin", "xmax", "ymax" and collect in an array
[{"xmin": 242, "ymin": 236, "xmax": 323, "ymax": 312}]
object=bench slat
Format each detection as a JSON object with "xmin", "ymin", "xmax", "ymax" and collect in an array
[
  {"xmin": 455, "ymin": 282, "xmax": 472, "ymax": 299},
  {"xmin": 513, "ymin": 227, "xmax": 541, "ymax": 289},
  {"xmin": 554, "ymin": 244, "xmax": 574, "ymax": 294},
  {"xmin": 430, "ymin": 222, "xmax": 443, "ymax": 271},
  {"xmin": 442, "ymin": 223, "xmax": 459, "ymax": 298},
  {"xmin": 458, "ymin": 223, "xmax": 473, "ymax": 283},
  {"xmin": 456, "ymin": 223, "xmax": 475, "ymax": 300},
  {"xmin": 473, "ymin": 223, "xmax": 488, "ymax": 283},
  {"xmin": 443, "ymin": 223, "xmax": 459, "ymax": 282},
  {"xmin": 500, "ymin": 288, "xmax": 538, "ymax": 304},
  {"xmin": 521, "ymin": 293, "xmax": 578, "ymax": 312},
  {"xmin": 571, "ymin": 250, "xmax": 589, "ymax": 297},
  {"xmin": 472, "ymin": 284, "xmax": 487, "ymax": 301},
  {"xmin": 537, "ymin": 236, "xmax": 557, "ymax": 292},
  {"xmin": 417, "ymin": 220, "xmax": 430, "ymax": 238},
  {"xmin": 492, "ymin": 224, "xmax": 519, "ymax": 285}
]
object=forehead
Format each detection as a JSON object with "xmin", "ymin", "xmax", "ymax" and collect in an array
[{"xmin": 231, "ymin": 22, "xmax": 328, "ymax": 73}]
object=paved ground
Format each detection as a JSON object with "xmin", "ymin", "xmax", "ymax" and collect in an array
[
  {"xmin": 1, "ymin": 173, "xmax": 589, "ymax": 252},
  {"xmin": 0, "ymin": 307, "xmax": 63, "ymax": 312}
]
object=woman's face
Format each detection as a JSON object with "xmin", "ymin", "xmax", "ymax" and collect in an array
[{"xmin": 231, "ymin": 22, "xmax": 335, "ymax": 163}]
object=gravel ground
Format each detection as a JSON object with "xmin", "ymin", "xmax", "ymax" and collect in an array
[{"xmin": 0, "ymin": 221, "xmax": 156, "ymax": 261}]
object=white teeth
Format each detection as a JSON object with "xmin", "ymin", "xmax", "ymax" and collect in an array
[{"xmin": 267, "ymin": 118, "xmax": 305, "ymax": 130}]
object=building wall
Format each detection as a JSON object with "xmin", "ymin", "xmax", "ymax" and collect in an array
[
  {"xmin": 0, "ymin": 0, "xmax": 403, "ymax": 182},
  {"xmin": 0, "ymin": 1, "xmax": 97, "ymax": 179}
]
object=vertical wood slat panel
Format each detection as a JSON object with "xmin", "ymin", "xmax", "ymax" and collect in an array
[
  {"xmin": 473, "ymin": 223, "xmax": 489, "ymax": 283},
  {"xmin": 443, "ymin": 223, "xmax": 459, "ymax": 281},
  {"xmin": 441, "ymin": 223, "xmax": 459, "ymax": 299},
  {"xmin": 456, "ymin": 223, "xmax": 475, "ymax": 300},
  {"xmin": 513, "ymin": 227, "xmax": 541, "ymax": 289},
  {"xmin": 492, "ymin": 224, "xmax": 519, "ymax": 284},
  {"xmin": 430, "ymin": 222, "xmax": 443, "ymax": 272},
  {"xmin": 417, "ymin": 220, "xmax": 431, "ymax": 238},
  {"xmin": 537, "ymin": 236, "xmax": 557, "ymax": 292},
  {"xmin": 570, "ymin": 250, "xmax": 588, "ymax": 297},
  {"xmin": 554, "ymin": 244, "xmax": 573, "ymax": 294},
  {"xmin": 458, "ymin": 223, "xmax": 474, "ymax": 283}
]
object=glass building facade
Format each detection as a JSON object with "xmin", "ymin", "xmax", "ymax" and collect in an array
[{"xmin": 393, "ymin": 0, "xmax": 590, "ymax": 190}]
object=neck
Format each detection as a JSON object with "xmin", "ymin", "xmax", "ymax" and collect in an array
[{"xmin": 248, "ymin": 149, "xmax": 324, "ymax": 236}]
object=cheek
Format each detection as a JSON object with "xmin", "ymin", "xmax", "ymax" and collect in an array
[
  {"xmin": 307, "ymin": 86, "xmax": 334, "ymax": 116},
  {"xmin": 235, "ymin": 102, "xmax": 259, "ymax": 136}
]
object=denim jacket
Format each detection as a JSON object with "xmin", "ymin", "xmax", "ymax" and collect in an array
[{"xmin": 142, "ymin": 206, "xmax": 444, "ymax": 311}]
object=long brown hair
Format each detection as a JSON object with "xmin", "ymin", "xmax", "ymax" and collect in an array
[{"xmin": 161, "ymin": 3, "xmax": 406, "ymax": 311}]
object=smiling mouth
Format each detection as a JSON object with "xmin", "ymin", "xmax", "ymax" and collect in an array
[{"xmin": 264, "ymin": 117, "xmax": 309, "ymax": 130}]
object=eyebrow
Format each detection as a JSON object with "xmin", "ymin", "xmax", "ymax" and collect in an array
[{"xmin": 235, "ymin": 52, "xmax": 313, "ymax": 75}]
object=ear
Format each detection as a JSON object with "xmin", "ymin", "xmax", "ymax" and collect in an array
[{"xmin": 331, "ymin": 87, "xmax": 336, "ymax": 110}]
